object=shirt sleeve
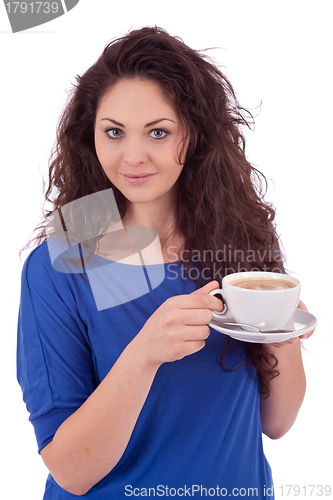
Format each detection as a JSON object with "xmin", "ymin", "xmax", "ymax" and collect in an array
[{"xmin": 17, "ymin": 244, "xmax": 97, "ymax": 453}]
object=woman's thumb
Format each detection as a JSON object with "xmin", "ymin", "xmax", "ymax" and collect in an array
[{"xmin": 191, "ymin": 280, "xmax": 220, "ymax": 295}]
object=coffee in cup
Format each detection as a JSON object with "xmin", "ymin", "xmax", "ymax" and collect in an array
[
  {"xmin": 229, "ymin": 277, "xmax": 297, "ymax": 291},
  {"xmin": 209, "ymin": 271, "xmax": 301, "ymax": 331}
]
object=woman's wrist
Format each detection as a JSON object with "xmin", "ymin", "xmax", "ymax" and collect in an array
[{"xmin": 128, "ymin": 330, "xmax": 162, "ymax": 375}]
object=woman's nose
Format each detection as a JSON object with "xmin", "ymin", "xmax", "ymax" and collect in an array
[{"xmin": 123, "ymin": 138, "xmax": 148, "ymax": 166}]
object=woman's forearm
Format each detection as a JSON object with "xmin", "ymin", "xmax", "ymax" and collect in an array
[
  {"xmin": 260, "ymin": 337, "xmax": 306, "ymax": 440},
  {"xmin": 41, "ymin": 334, "xmax": 159, "ymax": 496}
]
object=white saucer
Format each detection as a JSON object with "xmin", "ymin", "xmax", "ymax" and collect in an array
[{"xmin": 209, "ymin": 308, "xmax": 317, "ymax": 343}]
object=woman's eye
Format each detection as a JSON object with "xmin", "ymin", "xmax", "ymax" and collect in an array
[
  {"xmin": 106, "ymin": 128, "xmax": 123, "ymax": 139},
  {"xmin": 104, "ymin": 128, "xmax": 169, "ymax": 140},
  {"xmin": 150, "ymin": 129, "xmax": 169, "ymax": 139}
]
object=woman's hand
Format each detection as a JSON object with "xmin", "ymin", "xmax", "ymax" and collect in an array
[
  {"xmin": 266, "ymin": 299, "xmax": 315, "ymax": 349},
  {"xmin": 137, "ymin": 281, "xmax": 222, "ymax": 368},
  {"xmin": 297, "ymin": 299, "xmax": 315, "ymax": 340}
]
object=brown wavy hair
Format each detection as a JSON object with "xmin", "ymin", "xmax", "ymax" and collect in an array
[{"xmin": 28, "ymin": 26, "xmax": 283, "ymax": 397}]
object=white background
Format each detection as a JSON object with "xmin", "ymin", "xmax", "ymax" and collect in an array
[{"xmin": 1, "ymin": 1, "xmax": 332, "ymax": 498}]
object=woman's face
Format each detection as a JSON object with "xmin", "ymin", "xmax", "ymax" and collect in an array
[{"xmin": 94, "ymin": 78, "xmax": 187, "ymax": 209}]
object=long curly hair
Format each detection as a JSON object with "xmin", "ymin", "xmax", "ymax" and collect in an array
[{"xmin": 28, "ymin": 26, "xmax": 283, "ymax": 397}]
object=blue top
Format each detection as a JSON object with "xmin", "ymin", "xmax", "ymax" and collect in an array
[{"xmin": 17, "ymin": 241, "xmax": 274, "ymax": 499}]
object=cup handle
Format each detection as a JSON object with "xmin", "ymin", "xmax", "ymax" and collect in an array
[{"xmin": 209, "ymin": 288, "xmax": 228, "ymax": 320}]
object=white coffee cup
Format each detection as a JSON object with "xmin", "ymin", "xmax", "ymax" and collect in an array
[{"xmin": 209, "ymin": 271, "xmax": 301, "ymax": 331}]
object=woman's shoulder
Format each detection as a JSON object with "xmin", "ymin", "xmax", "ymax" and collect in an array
[
  {"xmin": 21, "ymin": 238, "xmax": 77, "ymax": 293},
  {"xmin": 22, "ymin": 240, "xmax": 52, "ymax": 279},
  {"xmin": 19, "ymin": 242, "xmax": 60, "ymax": 315},
  {"xmin": 20, "ymin": 239, "xmax": 87, "ymax": 315}
]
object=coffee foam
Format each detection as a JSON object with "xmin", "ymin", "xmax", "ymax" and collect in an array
[{"xmin": 229, "ymin": 277, "xmax": 296, "ymax": 290}]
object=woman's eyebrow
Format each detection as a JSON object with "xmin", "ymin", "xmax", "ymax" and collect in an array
[
  {"xmin": 101, "ymin": 118, "xmax": 125, "ymax": 127},
  {"xmin": 100, "ymin": 118, "xmax": 175, "ymax": 127},
  {"xmin": 144, "ymin": 118, "xmax": 175, "ymax": 127}
]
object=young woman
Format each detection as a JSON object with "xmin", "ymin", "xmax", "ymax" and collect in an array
[{"xmin": 17, "ymin": 27, "xmax": 312, "ymax": 499}]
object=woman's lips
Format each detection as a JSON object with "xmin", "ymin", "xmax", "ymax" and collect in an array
[{"xmin": 122, "ymin": 174, "xmax": 156, "ymax": 185}]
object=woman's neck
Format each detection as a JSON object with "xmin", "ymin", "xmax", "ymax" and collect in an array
[
  {"xmin": 121, "ymin": 196, "xmax": 184, "ymax": 263},
  {"xmin": 98, "ymin": 194, "xmax": 184, "ymax": 264}
]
